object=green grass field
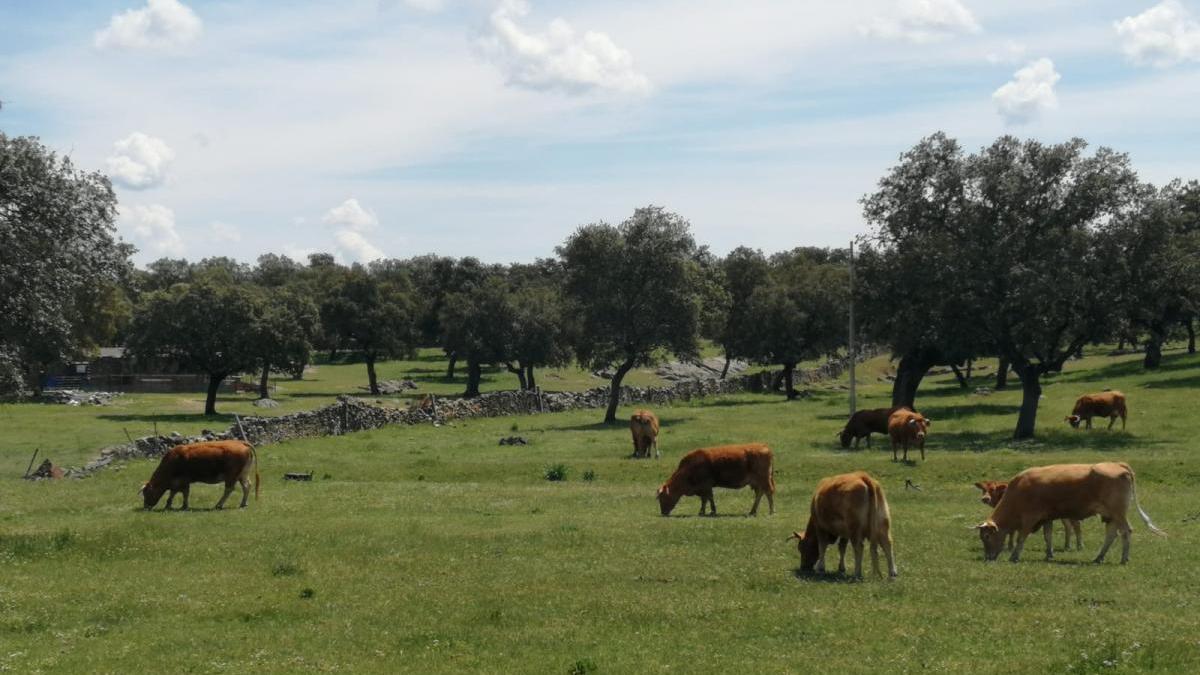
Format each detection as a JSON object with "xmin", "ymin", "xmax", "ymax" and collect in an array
[{"xmin": 2, "ymin": 347, "xmax": 1199, "ymax": 673}]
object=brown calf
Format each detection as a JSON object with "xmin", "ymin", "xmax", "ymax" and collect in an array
[
  {"xmin": 1066, "ymin": 390, "xmax": 1127, "ymax": 430},
  {"xmin": 656, "ymin": 444, "xmax": 774, "ymax": 517},
  {"xmin": 974, "ymin": 480, "xmax": 1083, "ymax": 551},
  {"xmin": 142, "ymin": 440, "xmax": 260, "ymax": 511},
  {"xmin": 789, "ymin": 471, "xmax": 897, "ymax": 578},
  {"xmin": 976, "ymin": 462, "xmax": 1164, "ymax": 564},
  {"xmin": 888, "ymin": 408, "xmax": 931, "ymax": 462},
  {"xmin": 630, "ymin": 409, "xmax": 660, "ymax": 459}
]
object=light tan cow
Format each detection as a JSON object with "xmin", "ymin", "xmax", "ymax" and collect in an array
[
  {"xmin": 789, "ymin": 471, "xmax": 897, "ymax": 579},
  {"xmin": 975, "ymin": 462, "xmax": 1164, "ymax": 564},
  {"xmin": 630, "ymin": 409, "xmax": 660, "ymax": 459},
  {"xmin": 974, "ymin": 479, "xmax": 1083, "ymax": 551},
  {"xmin": 888, "ymin": 408, "xmax": 931, "ymax": 462}
]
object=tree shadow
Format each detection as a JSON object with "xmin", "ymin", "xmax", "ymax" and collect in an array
[
  {"xmin": 553, "ymin": 416, "xmax": 697, "ymax": 432},
  {"xmin": 925, "ymin": 429, "xmax": 1157, "ymax": 454},
  {"xmin": 1143, "ymin": 373, "xmax": 1200, "ymax": 389},
  {"xmin": 917, "ymin": 403, "xmax": 1022, "ymax": 418},
  {"xmin": 1062, "ymin": 351, "xmax": 1199, "ymax": 383},
  {"xmin": 99, "ymin": 412, "xmax": 234, "ymax": 425},
  {"xmin": 790, "ymin": 567, "xmax": 866, "ymax": 584}
]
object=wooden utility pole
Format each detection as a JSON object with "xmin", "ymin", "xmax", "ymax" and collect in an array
[{"xmin": 848, "ymin": 239, "xmax": 857, "ymax": 416}]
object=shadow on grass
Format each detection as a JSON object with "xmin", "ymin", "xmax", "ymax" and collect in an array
[
  {"xmin": 1143, "ymin": 373, "xmax": 1200, "ymax": 389},
  {"xmin": 790, "ymin": 568, "xmax": 868, "ymax": 584},
  {"xmin": 1062, "ymin": 351, "xmax": 1200, "ymax": 383},
  {"xmin": 99, "ymin": 412, "xmax": 234, "ymax": 425},
  {"xmin": 927, "ymin": 429, "xmax": 1159, "ymax": 454},
  {"xmin": 917, "ymin": 403, "xmax": 1022, "ymax": 418},
  {"xmin": 554, "ymin": 416, "xmax": 698, "ymax": 432}
]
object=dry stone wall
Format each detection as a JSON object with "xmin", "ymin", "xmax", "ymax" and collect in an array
[{"xmin": 65, "ymin": 348, "xmax": 880, "ymax": 478}]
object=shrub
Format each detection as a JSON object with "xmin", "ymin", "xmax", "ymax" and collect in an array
[
  {"xmin": 582, "ymin": 469, "xmax": 596, "ymax": 482},
  {"xmin": 569, "ymin": 658, "xmax": 598, "ymax": 674},
  {"xmin": 544, "ymin": 464, "xmax": 568, "ymax": 482}
]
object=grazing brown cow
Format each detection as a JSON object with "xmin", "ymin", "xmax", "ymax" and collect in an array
[
  {"xmin": 838, "ymin": 407, "xmax": 894, "ymax": 449},
  {"xmin": 888, "ymin": 408, "xmax": 931, "ymax": 462},
  {"xmin": 973, "ymin": 480, "xmax": 1083, "ymax": 551},
  {"xmin": 630, "ymin": 409, "xmax": 660, "ymax": 459},
  {"xmin": 656, "ymin": 444, "xmax": 774, "ymax": 517},
  {"xmin": 141, "ymin": 440, "xmax": 260, "ymax": 511},
  {"xmin": 1066, "ymin": 390, "xmax": 1127, "ymax": 430},
  {"xmin": 975, "ymin": 462, "xmax": 1165, "ymax": 564},
  {"xmin": 788, "ymin": 471, "xmax": 897, "ymax": 578}
]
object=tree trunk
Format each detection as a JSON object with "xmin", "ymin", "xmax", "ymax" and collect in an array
[
  {"xmin": 1188, "ymin": 318, "xmax": 1196, "ymax": 355},
  {"xmin": 526, "ymin": 365, "xmax": 536, "ymax": 391},
  {"xmin": 445, "ymin": 352, "xmax": 458, "ymax": 380},
  {"xmin": 950, "ymin": 363, "xmax": 968, "ymax": 388},
  {"xmin": 891, "ymin": 353, "xmax": 930, "ymax": 410},
  {"xmin": 966, "ymin": 358, "xmax": 973, "ymax": 381},
  {"xmin": 995, "ymin": 356, "xmax": 1009, "ymax": 390},
  {"xmin": 464, "ymin": 359, "xmax": 482, "ymax": 398},
  {"xmin": 720, "ymin": 353, "xmax": 732, "ymax": 379},
  {"xmin": 1013, "ymin": 365, "xmax": 1041, "ymax": 440},
  {"xmin": 505, "ymin": 362, "xmax": 527, "ymax": 390},
  {"xmin": 258, "ymin": 362, "xmax": 271, "ymax": 399},
  {"xmin": 770, "ymin": 370, "xmax": 785, "ymax": 392},
  {"xmin": 603, "ymin": 359, "xmax": 635, "ymax": 424},
  {"xmin": 291, "ymin": 357, "xmax": 306, "ymax": 380},
  {"xmin": 1143, "ymin": 333, "xmax": 1163, "ymax": 369},
  {"xmin": 366, "ymin": 354, "xmax": 380, "ymax": 395},
  {"xmin": 204, "ymin": 373, "xmax": 224, "ymax": 416},
  {"xmin": 1117, "ymin": 337, "xmax": 1125, "ymax": 351},
  {"xmin": 328, "ymin": 343, "xmax": 339, "ymax": 362},
  {"xmin": 783, "ymin": 362, "xmax": 798, "ymax": 399}
]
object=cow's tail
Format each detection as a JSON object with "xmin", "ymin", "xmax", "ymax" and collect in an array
[
  {"xmin": 250, "ymin": 443, "xmax": 261, "ymax": 500},
  {"xmin": 1128, "ymin": 470, "xmax": 1165, "ymax": 537}
]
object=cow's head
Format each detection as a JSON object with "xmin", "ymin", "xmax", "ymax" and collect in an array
[
  {"xmin": 788, "ymin": 529, "xmax": 821, "ymax": 571},
  {"xmin": 907, "ymin": 416, "xmax": 928, "ymax": 442},
  {"xmin": 838, "ymin": 429, "xmax": 853, "ymax": 449},
  {"xmin": 1065, "ymin": 414, "xmax": 1082, "ymax": 429},
  {"xmin": 976, "ymin": 520, "xmax": 1006, "ymax": 560},
  {"xmin": 657, "ymin": 484, "xmax": 681, "ymax": 516},
  {"xmin": 141, "ymin": 481, "xmax": 166, "ymax": 510},
  {"xmin": 973, "ymin": 480, "xmax": 1007, "ymax": 507}
]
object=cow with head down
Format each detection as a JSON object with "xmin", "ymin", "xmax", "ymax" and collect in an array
[
  {"xmin": 975, "ymin": 462, "xmax": 1164, "ymax": 564},
  {"xmin": 1066, "ymin": 390, "xmax": 1127, "ymax": 430},
  {"xmin": 838, "ymin": 407, "xmax": 895, "ymax": 449},
  {"xmin": 656, "ymin": 443, "xmax": 774, "ymax": 517},
  {"xmin": 888, "ymin": 408, "xmax": 931, "ymax": 462},
  {"xmin": 974, "ymin": 479, "xmax": 1083, "ymax": 551},
  {"xmin": 141, "ymin": 440, "xmax": 260, "ymax": 511},
  {"xmin": 789, "ymin": 471, "xmax": 897, "ymax": 579}
]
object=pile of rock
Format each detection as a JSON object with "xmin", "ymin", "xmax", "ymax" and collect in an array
[
  {"xmin": 40, "ymin": 390, "xmax": 122, "ymax": 406},
  {"xmin": 360, "ymin": 380, "xmax": 419, "ymax": 394},
  {"xmin": 656, "ymin": 357, "xmax": 749, "ymax": 382}
]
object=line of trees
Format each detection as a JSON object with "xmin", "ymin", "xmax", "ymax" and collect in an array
[{"xmin": 4, "ymin": 131, "xmax": 1198, "ymax": 434}]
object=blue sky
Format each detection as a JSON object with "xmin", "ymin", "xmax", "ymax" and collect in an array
[{"xmin": 3, "ymin": 0, "xmax": 1200, "ymax": 265}]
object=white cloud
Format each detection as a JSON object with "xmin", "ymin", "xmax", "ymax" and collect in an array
[
  {"xmin": 209, "ymin": 221, "xmax": 242, "ymax": 243},
  {"xmin": 322, "ymin": 198, "xmax": 379, "ymax": 231},
  {"xmin": 334, "ymin": 230, "xmax": 386, "ymax": 262},
  {"xmin": 94, "ymin": 0, "xmax": 202, "ymax": 51},
  {"xmin": 1115, "ymin": 1, "xmax": 1200, "ymax": 67},
  {"xmin": 986, "ymin": 40, "xmax": 1026, "ymax": 65},
  {"xmin": 105, "ymin": 132, "xmax": 175, "ymax": 189},
  {"xmin": 120, "ymin": 204, "xmax": 184, "ymax": 257},
  {"xmin": 992, "ymin": 57, "xmax": 1060, "ymax": 124},
  {"xmin": 478, "ymin": 0, "xmax": 651, "ymax": 95},
  {"xmin": 283, "ymin": 244, "xmax": 318, "ymax": 262},
  {"xmin": 862, "ymin": 0, "xmax": 981, "ymax": 43}
]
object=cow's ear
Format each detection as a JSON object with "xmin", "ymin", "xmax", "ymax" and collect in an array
[
  {"xmin": 138, "ymin": 482, "xmax": 147, "ymax": 494},
  {"xmin": 658, "ymin": 485, "xmax": 668, "ymax": 497},
  {"xmin": 973, "ymin": 481, "xmax": 987, "ymax": 491},
  {"xmin": 924, "ymin": 418, "xmax": 932, "ymax": 426}
]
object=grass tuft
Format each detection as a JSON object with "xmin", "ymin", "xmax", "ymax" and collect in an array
[{"xmin": 543, "ymin": 463, "xmax": 568, "ymax": 481}]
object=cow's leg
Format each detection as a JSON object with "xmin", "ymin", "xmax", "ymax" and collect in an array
[
  {"xmin": 851, "ymin": 538, "xmax": 865, "ymax": 579},
  {"xmin": 891, "ymin": 440, "xmax": 897, "ymax": 462},
  {"xmin": 164, "ymin": 490, "xmax": 177, "ymax": 510},
  {"xmin": 1118, "ymin": 519, "xmax": 1133, "ymax": 565},
  {"xmin": 920, "ymin": 440, "xmax": 925, "ymax": 461},
  {"xmin": 814, "ymin": 532, "xmax": 829, "ymax": 574},
  {"xmin": 866, "ymin": 434, "xmax": 871, "ymax": 449},
  {"xmin": 1094, "ymin": 520, "xmax": 1120, "ymax": 563},
  {"xmin": 878, "ymin": 535, "xmax": 898, "ymax": 577},
  {"xmin": 1086, "ymin": 417, "xmax": 1093, "ymax": 430},
  {"xmin": 179, "ymin": 484, "xmax": 190, "ymax": 510},
  {"xmin": 1108, "ymin": 415, "xmax": 1116, "ymax": 430},
  {"xmin": 238, "ymin": 477, "xmax": 250, "ymax": 508},
  {"xmin": 1042, "ymin": 521, "xmax": 1055, "ymax": 561},
  {"xmin": 214, "ymin": 480, "xmax": 236, "ymax": 510},
  {"xmin": 765, "ymin": 488, "xmax": 774, "ymax": 516},
  {"xmin": 748, "ymin": 488, "xmax": 763, "ymax": 516},
  {"xmin": 1005, "ymin": 531, "xmax": 1014, "ymax": 551},
  {"xmin": 1010, "ymin": 529, "xmax": 1030, "ymax": 562},
  {"xmin": 1073, "ymin": 520, "xmax": 1084, "ymax": 551},
  {"xmin": 837, "ymin": 539, "xmax": 848, "ymax": 574},
  {"xmin": 653, "ymin": 439, "xmax": 659, "ymax": 459},
  {"xmin": 902, "ymin": 445, "xmax": 909, "ymax": 462}
]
